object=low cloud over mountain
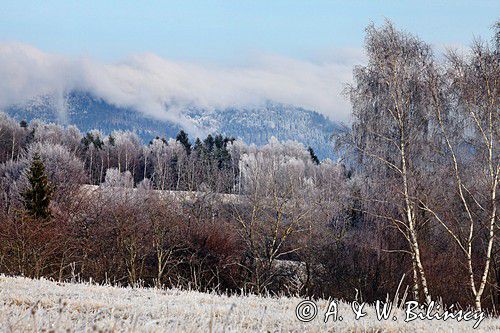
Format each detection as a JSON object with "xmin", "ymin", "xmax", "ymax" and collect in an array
[{"xmin": 0, "ymin": 43, "xmax": 361, "ymax": 126}]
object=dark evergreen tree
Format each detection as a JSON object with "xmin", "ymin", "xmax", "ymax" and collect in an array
[
  {"xmin": 108, "ymin": 135, "xmax": 116, "ymax": 146},
  {"xmin": 194, "ymin": 138, "xmax": 203, "ymax": 153},
  {"xmin": 308, "ymin": 146, "xmax": 320, "ymax": 165},
  {"xmin": 214, "ymin": 134, "xmax": 224, "ymax": 150},
  {"xmin": 81, "ymin": 133, "xmax": 92, "ymax": 148},
  {"xmin": 203, "ymin": 134, "xmax": 215, "ymax": 152},
  {"xmin": 213, "ymin": 134, "xmax": 233, "ymax": 169},
  {"xmin": 21, "ymin": 153, "xmax": 53, "ymax": 219},
  {"xmin": 176, "ymin": 130, "xmax": 191, "ymax": 155},
  {"xmin": 81, "ymin": 132, "xmax": 104, "ymax": 150},
  {"xmin": 25, "ymin": 128, "xmax": 36, "ymax": 145}
]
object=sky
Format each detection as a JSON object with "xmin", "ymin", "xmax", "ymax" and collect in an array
[{"xmin": 0, "ymin": 1, "xmax": 498, "ymax": 123}]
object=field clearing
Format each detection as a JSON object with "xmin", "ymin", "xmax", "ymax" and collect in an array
[{"xmin": 0, "ymin": 275, "xmax": 499, "ymax": 332}]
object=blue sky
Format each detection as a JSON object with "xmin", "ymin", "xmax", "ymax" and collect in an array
[
  {"xmin": 0, "ymin": 1, "xmax": 498, "ymax": 63},
  {"xmin": 0, "ymin": 1, "xmax": 498, "ymax": 123}
]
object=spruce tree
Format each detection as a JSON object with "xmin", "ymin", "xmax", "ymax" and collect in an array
[
  {"xmin": 21, "ymin": 153, "xmax": 53, "ymax": 219},
  {"xmin": 203, "ymin": 134, "xmax": 214, "ymax": 152},
  {"xmin": 176, "ymin": 130, "xmax": 192, "ymax": 155},
  {"xmin": 308, "ymin": 147, "xmax": 320, "ymax": 165},
  {"xmin": 194, "ymin": 138, "xmax": 203, "ymax": 152},
  {"xmin": 108, "ymin": 135, "xmax": 116, "ymax": 146}
]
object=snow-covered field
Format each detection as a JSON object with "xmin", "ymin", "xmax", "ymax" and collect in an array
[{"xmin": 1, "ymin": 275, "xmax": 499, "ymax": 332}]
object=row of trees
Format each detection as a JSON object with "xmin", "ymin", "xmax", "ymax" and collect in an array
[
  {"xmin": 342, "ymin": 21, "xmax": 498, "ymax": 310},
  {"xmin": 0, "ymin": 117, "xmax": 241, "ymax": 194},
  {"xmin": 0, "ymin": 118, "xmax": 349, "ymax": 295},
  {"xmin": 0, "ymin": 20, "xmax": 497, "ymax": 311}
]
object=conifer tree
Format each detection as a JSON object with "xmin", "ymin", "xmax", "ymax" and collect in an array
[
  {"xmin": 203, "ymin": 134, "xmax": 215, "ymax": 152},
  {"xmin": 308, "ymin": 147, "xmax": 320, "ymax": 165},
  {"xmin": 21, "ymin": 153, "xmax": 53, "ymax": 219},
  {"xmin": 176, "ymin": 130, "xmax": 192, "ymax": 155},
  {"xmin": 108, "ymin": 135, "xmax": 116, "ymax": 146},
  {"xmin": 194, "ymin": 138, "xmax": 203, "ymax": 152}
]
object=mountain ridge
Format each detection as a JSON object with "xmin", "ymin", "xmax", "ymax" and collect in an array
[{"xmin": 3, "ymin": 91, "xmax": 340, "ymax": 159}]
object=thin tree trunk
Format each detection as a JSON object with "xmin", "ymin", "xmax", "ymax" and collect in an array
[
  {"xmin": 474, "ymin": 177, "xmax": 497, "ymax": 310},
  {"xmin": 400, "ymin": 124, "xmax": 431, "ymax": 303},
  {"xmin": 11, "ymin": 135, "xmax": 15, "ymax": 161}
]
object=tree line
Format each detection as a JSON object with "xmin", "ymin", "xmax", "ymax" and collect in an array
[{"xmin": 0, "ymin": 20, "xmax": 498, "ymax": 311}]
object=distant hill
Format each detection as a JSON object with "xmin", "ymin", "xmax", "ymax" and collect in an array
[{"xmin": 3, "ymin": 91, "xmax": 341, "ymax": 159}]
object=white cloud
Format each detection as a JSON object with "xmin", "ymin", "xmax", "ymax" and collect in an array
[{"xmin": 0, "ymin": 43, "xmax": 362, "ymax": 125}]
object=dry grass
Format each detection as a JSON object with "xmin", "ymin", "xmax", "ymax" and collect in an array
[{"xmin": 0, "ymin": 275, "xmax": 499, "ymax": 332}]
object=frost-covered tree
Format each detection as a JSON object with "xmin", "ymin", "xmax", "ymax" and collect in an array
[
  {"xmin": 147, "ymin": 138, "xmax": 170, "ymax": 190},
  {"xmin": 345, "ymin": 21, "xmax": 435, "ymax": 303},
  {"xmin": 110, "ymin": 130, "xmax": 142, "ymax": 176},
  {"xmin": 233, "ymin": 138, "xmax": 320, "ymax": 293},
  {"xmin": 0, "ymin": 159, "xmax": 26, "ymax": 214},
  {"xmin": 0, "ymin": 113, "xmax": 27, "ymax": 163},
  {"xmin": 103, "ymin": 168, "xmax": 134, "ymax": 189},
  {"xmin": 81, "ymin": 130, "xmax": 105, "ymax": 184},
  {"xmin": 24, "ymin": 142, "xmax": 88, "ymax": 202},
  {"xmin": 422, "ymin": 30, "xmax": 499, "ymax": 310},
  {"xmin": 62, "ymin": 125, "xmax": 83, "ymax": 154},
  {"xmin": 29, "ymin": 121, "xmax": 65, "ymax": 145}
]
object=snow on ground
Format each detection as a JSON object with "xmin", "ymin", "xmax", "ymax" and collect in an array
[{"xmin": 0, "ymin": 275, "xmax": 499, "ymax": 332}]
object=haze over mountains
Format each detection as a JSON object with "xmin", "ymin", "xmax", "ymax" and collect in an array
[
  {"xmin": 3, "ymin": 91, "xmax": 342, "ymax": 160},
  {"xmin": 0, "ymin": 43, "xmax": 356, "ymax": 160}
]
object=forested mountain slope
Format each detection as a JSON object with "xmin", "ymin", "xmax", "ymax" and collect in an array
[{"xmin": 3, "ymin": 91, "xmax": 341, "ymax": 160}]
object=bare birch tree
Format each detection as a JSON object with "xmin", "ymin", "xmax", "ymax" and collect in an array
[
  {"xmin": 422, "ymin": 33, "xmax": 498, "ymax": 310},
  {"xmin": 344, "ymin": 21, "xmax": 435, "ymax": 303}
]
